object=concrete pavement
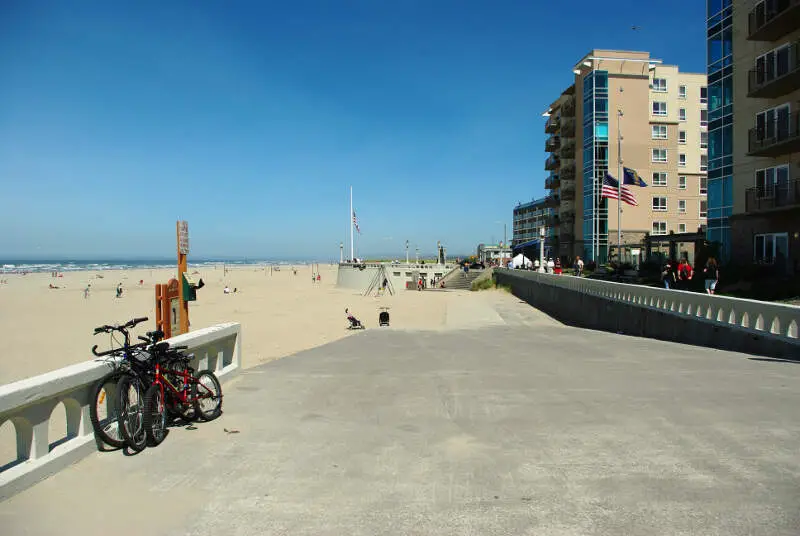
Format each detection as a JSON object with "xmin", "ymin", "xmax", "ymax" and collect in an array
[{"xmin": 2, "ymin": 292, "xmax": 799, "ymax": 535}]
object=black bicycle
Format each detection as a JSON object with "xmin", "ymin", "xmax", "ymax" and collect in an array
[{"xmin": 89, "ymin": 317, "xmax": 154, "ymax": 448}]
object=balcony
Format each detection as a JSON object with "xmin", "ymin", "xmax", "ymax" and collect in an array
[
  {"xmin": 547, "ymin": 215, "xmax": 560, "ymax": 227},
  {"xmin": 561, "ymin": 117, "xmax": 576, "ymax": 138},
  {"xmin": 748, "ymin": 0, "xmax": 800, "ymax": 41},
  {"xmin": 559, "ymin": 141, "xmax": 575, "ymax": 160},
  {"xmin": 745, "ymin": 179, "xmax": 800, "ymax": 212},
  {"xmin": 545, "ymin": 114, "xmax": 560, "ymax": 133},
  {"xmin": 561, "ymin": 97, "xmax": 575, "ymax": 118},
  {"xmin": 560, "ymin": 232, "xmax": 575, "ymax": 243},
  {"xmin": 544, "ymin": 195, "xmax": 560, "ymax": 207},
  {"xmin": 561, "ymin": 187, "xmax": 576, "ymax": 201},
  {"xmin": 748, "ymin": 43, "xmax": 800, "ymax": 98},
  {"xmin": 545, "ymin": 174, "xmax": 560, "ymax": 190},
  {"xmin": 545, "ymin": 154, "xmax": 561, "ymax": 171},
  {"xmin": 545, "ymin": 135, "xmax": 561, "ymax": 152},
  {"xmin": 747, "ymin": 111, "xmax": 800, "ymax": 156},
  {"xmin": 560, "ymin": 210, "xmax": 575, "ymax": 224},
  {"xmin": 560, "ymin": 162, "xmax": 576, "ymax": 182}
]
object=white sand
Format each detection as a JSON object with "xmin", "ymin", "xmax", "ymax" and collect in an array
[{"xmin": 0, "ymin": 264, "xmax": 453, "ymax": 385}]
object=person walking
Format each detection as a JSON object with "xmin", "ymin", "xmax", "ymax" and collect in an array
[
  {"xmin": 575, "ymin": 256, "xmax": 584, "ymax": 277},
  {"xmin": 703, "ymin": 257, "xmax": 720, "ymax": 295},
  {"xmin": 661, "ymin": 263, "xmax": 674, "ymax": 289}
]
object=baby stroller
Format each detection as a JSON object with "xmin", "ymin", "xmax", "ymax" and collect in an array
[
  {"xmin": 345, "ymin": 308, "xmax": 364, "ymax": 330},
  {"xmin": 378, "ymin": 307, "xmax": 390, "ymax": 327}
]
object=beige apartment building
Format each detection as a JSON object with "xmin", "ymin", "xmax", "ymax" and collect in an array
[
  {"xmin": 544, "ymin": 49, "xmax": 708, "ymax": 264},
  {"xmin": 724, "ymin": 0, "xmax": 799, "ymax": 275}
]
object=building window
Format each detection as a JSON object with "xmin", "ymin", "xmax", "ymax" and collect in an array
[
  {"xmin": 754, "ymin": 233, "xmax": 789, "ymax": 264},
  {"xmin": 652, "ymin": 172, "xmax": 668, "ymax": 186},
  {"xmin": 652, "ymin": 78, "xmax": 667, "ymax": 92},
  {"xmin": 678, "ymin": 223, "xmax": 687, "ymax": 233},
  {"xmin": 652, "ymin": 148, "xmax": 667, "ymax": 162},
  {"xmin": 678, "ymin": 199, "xmax": 686, "ymax": 213},
  {"xmin": 700, "ymin": 200, "xmax": 708, "ymax": 218},
  {"xmin": 679, "ymin": 153, "xmax": 687, "ymax": 167},
  {"xmin": 679, "ymin": 130, "xmax": 687, "ymax": 144},
  {"xmin": 701, "ymin": 109, "xmax": 708, "ymax": 127},
  {"xmin": 700, "ymin": 86, "xmax": 707, "ymax": 104},
  {"xmin": 700, "ymin": 155, "xmax": 708, "ymax": 171},
  {"xmin": 652, "ymin": 221, "xmax": 667, "ymax": 235},
  {"xmin": 652, "ymin": 196, "xmax": 668, "ymax": 211},
  {"xmin": 679, "ymin": 85, "xmax": 687, "ymax": 99},
  {"xmin": 700, "ymin": 176, "xmax": 707, "ymax": 195},
  {"xmin": 755, "ymin": 165, "xmax": 790, "ymax": 197},
  {"xmin": 755, "ymin": 44, "xmax": 793, "ymax": 88},
  {"xmin": 679, "ymin": 108, "xmax": 687, "ymax": 121},
  {"xmin": 755, "ymin": 103, "xmax": 791, "ymax": 141},
  {"xmin": 652, "ymin": 125, "xmax": 668, "ymax": 139},
  {"xmin": 652, "ymin": 102, "xmax": 667, "ymax": 116},
  {"xmin": 701, "ymin": 131, "xmax": 708, "ymax": 148},
  {"xmin": 679, "ymin": 175, "xmax": 687, "ymax": 189}
]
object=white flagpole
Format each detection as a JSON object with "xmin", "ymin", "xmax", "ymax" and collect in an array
[
  {"xmin": 350, "ymin": 186, "xmax": 354, "ymax": 262},
  {"xmin": 617, "ymin": 108, "xmax": 623, "ymax": 264}
]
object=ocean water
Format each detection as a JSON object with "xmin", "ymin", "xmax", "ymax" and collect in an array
[{"xmin": 0, "ymin": 259, "xmax": 316, "ymax": 273}]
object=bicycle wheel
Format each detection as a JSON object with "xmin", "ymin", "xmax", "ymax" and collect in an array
[
  {"xmin": 143, "ymin": 383, "xmax": 169, "ymax": 447},
  {"xmin": 192, "ymin": 370, "xmax": 222, "ymax": 421},
  {"xmin": 89, "ymin": 371, "xmax": 126, "ymax": 448},
  {"xmin": 117, "ymin": 374, "xmax": 147, "ymax": 452}
]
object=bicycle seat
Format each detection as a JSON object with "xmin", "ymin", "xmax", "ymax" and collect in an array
[{"xmin": 146, "ymin": 330, "xmax": 165, "ymax": 342}]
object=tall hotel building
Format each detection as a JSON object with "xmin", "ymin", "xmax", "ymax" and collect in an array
[{"xmin": 544, "ymin": 50, "xmax": 708, "ymax": 263}]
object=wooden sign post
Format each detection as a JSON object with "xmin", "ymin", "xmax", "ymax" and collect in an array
[{"xmin": 177, "ymin": 220, "xmax": 190, "ymax": 335}]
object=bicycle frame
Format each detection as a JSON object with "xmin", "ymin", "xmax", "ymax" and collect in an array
[{"xmin": 152, "ymin": 361, "xmax": 216, "ymax": 407}]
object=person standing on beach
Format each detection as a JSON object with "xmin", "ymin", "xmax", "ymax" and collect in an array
[
  {"xmin": 84, "ymin": 283, "xmax": 91, "ymax": 299},
  {"xmin": 115, "ymin": 283, "xmax": 123, "ymax": 298}
]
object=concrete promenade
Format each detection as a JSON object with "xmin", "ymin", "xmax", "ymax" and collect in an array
[{"xmin": 2, "ymin": 292, "xmax": 799, "ymax": 535}]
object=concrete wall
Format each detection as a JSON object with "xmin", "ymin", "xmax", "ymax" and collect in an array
[
  {"xmin": 0, "ymin": 323, "xmax": 242, "ymax": 499},
  {"xmin": 494, "ymin": 269, "xmax": 799, "ymax": 359},
  {"xmin": 336, "ymin": 263, "xmax": 456, "ymax": 293}
]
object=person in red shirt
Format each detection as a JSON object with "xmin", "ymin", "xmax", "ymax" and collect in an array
[{"xmin": 677, "ymin": 258, "xmax": 693, "ymax": 290}]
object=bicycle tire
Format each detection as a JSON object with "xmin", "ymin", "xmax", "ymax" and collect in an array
[
  {"xmin": 117, "ymin": 374, "xmax": 148, "ymax": 452},
  {"xmin": 143, "ymin": 383, "xmax": 169, "ymax": 447},
  {"xmin": 89, "ymin": 371, "xmax": 126, "ymax": 448},
  {"xmin": 192, "ymin": 370, "xmax": 222, "ymax": 421}
]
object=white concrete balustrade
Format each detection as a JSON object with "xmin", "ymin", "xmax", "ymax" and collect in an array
[
  {"xmin": 0, "ymin": 322, "xmax": 241, "ymax": 499},
  {"xmin": 496, "ymin": 269, "xmax": 800, "ymax": 341}
]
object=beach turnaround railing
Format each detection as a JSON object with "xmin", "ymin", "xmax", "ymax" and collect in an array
[
  {"xmin": 0, "ymin": 322, "xmax": 241, "ymax": 499},
  {"xmin": 495, "ymin": 269, "xmax": 800, "ymax": 357}
]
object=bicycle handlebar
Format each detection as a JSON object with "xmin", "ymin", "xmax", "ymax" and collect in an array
[
  {"xmin": 91, "ymin": 341, "xmax": 148, "ymax": 357},
  {"xmin": 93, "ymin": 317, "xmax": 149, "ymax": 335}
]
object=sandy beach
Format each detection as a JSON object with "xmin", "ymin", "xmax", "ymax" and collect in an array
[{"xmin": 0, "ymin": 264, "xmax": 457, "ymax": 385}]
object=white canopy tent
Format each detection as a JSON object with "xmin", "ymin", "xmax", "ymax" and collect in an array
[{"xmin": 511, "ymin": 253, "xmax": 533, "ymax": 268}]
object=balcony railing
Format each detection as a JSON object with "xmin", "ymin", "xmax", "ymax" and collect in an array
[
  {"xmin": 748, "ymin": 0, "xmax": 800, "ymax": 41},
  {"xmin": 545, "ymin": 114, "xmax": 560, "ymax": 133},
  {"xmin": 748, "ymin": 42, "xmax": 800, "ymax": 98},
  {"xmin": 561, "ymin": 97, "xmax": 575, "ymax": 118},
  {"xmin": 561, "ymin": 187, "xmax": 576, "ymax": 201},
  {"xmin": 545, "ymin": 155, "xmax": 561, "ymax": 171},
  {"xmin": 545, "ymin": 174, "xmax": 560, "ymax": 190},
  {"xmin": 544, "ymin": 195, "xmax": 560, "ymax": 207},
  {"xmin": 545, "ymin": 135, "xmax": 561, "ymax": 152},
  {"xmin": 747, "ymin": 111, "xmax": 800, "ymax": 156},
  {"xmin": 745, "ymin": 179, "xmax": 800, "ymax": 212}
]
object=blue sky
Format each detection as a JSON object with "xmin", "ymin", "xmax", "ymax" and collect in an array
[{"xmin": 0, "ymin": 0, "xmax": 706, "ymax": 260}]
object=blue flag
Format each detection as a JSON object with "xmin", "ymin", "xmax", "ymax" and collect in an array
[{"xmin": 623, "ymin": 167, "xmax": 647, "ymax": 187}]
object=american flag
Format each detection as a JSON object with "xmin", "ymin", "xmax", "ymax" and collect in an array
[
  {"xmin": 601, "ymin": 174, "xmax": 639, "ymax": 206},
  {"xmin": 352, "ymin": 210, "xmax": 361, "ymax": 234}
]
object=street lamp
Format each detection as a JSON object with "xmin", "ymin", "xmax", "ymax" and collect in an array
[
  {"xmin": 339, "ymin": 242, "xmax": 343, "ymax": 264},
  {"xmin": 437, "ymin": 241, "xmax": 441, "ymax": 265},
  {"xmin": 405, "ymin": 240, "xmax": 409, "ymax": 265},
  {"xmin": 538, "ymin": 227, "xmax": 546, "ymax": 273},
  {"xmin": 415, "ymin": 246, "xmax": 419, "ymax": 265}
]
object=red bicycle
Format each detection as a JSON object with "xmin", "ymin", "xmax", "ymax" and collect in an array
[{"xmin": 142, "ymin": 349, "xmax": 223, "ymax": 446}]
